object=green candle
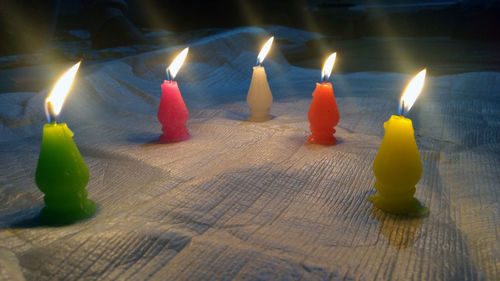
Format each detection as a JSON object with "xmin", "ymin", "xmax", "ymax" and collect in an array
[{"xmin": 35, "ymin": 62, "xmax": 96, "ymax": 224}]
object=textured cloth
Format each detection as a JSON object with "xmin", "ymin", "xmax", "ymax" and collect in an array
[{"xmin": 0, "ymin": 27, "xmax": 499, "ymax": 280}]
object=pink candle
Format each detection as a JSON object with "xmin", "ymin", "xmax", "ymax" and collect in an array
[
  {"xmin": 158, "ymin": 81, "xmax": 189, "ymax": 142},
  {"xmin": 157, "ymin": 47, "xmax": 190, "ymax": 143}
]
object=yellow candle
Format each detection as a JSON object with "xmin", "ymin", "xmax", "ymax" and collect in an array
[{"xmin": 368, "ymin": 69, "xmax": 429, "ymax": 216}]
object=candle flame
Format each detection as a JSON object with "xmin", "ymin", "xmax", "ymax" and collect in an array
[
  {"xmin": 45, "ymin": 61, "xmax": 81, "ymax": 120},
  {"xmin": 400, "ymin": 69, "xmax": 426, "ymax": 115},
  {"xmin": 167, "ymin": 47, "xmax": 189, "ymax": 80},
  {"xmin": 321, "ymin": 52, "xmax": 336, "ymax": 81},
  {"xmin": 257, "ymin": 36, "xmax": 274, "ymax": 65}
]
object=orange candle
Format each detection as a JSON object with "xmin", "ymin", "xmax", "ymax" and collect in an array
[{"xmin": 307, "ymin": 53, "xmax": 339, "ymax": 145}]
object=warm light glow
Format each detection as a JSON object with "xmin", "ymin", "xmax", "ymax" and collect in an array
[
  {"xmin": 321, "ymin": 52, "xmax": 336, "ymax": 81},
  {"xmin": 167, "ymin": 47, "xmax": 189, "ymax": 80},
  {"xmin": 400, "ymin": 69, "xmax": 426, "ymax": 115},
  {"xmin": 257, "ymin": 36, "xmax": 274, "ymax": 64},
  {"xmin": 45, "ymin": 62, "xmax": 81, "ymax": 119}
]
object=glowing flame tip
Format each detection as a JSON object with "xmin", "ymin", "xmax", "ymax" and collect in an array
[
  {"xmin": 400, "ymin": 68, "xmax": 426, "ymax": 115},
  {"xmin": 167, "ymin": 47, "xmax": 189, "ymax": 80},
  {"xmin": 257, "ymin": 36, "xmax": 274, "ymax": 65},
  {"xmin": 45, "ymin": 61, "xmax": 81, "ymax": 121},
  {"xmin": 321, "ymin": 52, "xmax": 336, "ymax": 81}
]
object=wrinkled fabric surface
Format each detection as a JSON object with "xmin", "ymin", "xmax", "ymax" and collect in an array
[{"xmin": 0, "ymin": 27, "xmax": 499, "ymax": 280}]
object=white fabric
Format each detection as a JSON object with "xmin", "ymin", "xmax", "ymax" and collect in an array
[{"xmin": 0, "ymin": 27, "xmax": 499, "ymax": 280}]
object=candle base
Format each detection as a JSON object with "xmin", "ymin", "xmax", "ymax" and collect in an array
[
  {"xmin": 40, "ymin": 199, "xmax": 96, "ymax": 225},
  {"xmin": 307, "ymin": 131, "xmax": 337, "ymax": 145},
  {"xmin": 248, "ymin": 110, "xmax": 271, "ymax": 122},
  {"xmin": 368, "ymin": 191, "xmax": 428, "ymax": 217},
  {"xmin": 159, "ymin": 125, "xmax": 190, "ymax": 143}
]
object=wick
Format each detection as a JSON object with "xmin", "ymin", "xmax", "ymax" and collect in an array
[
  {"xmin": 46, "ymin": 102, "xmax": 57, "ymax": 123},
  {"xmin": 256, "ymin": 58, "xmax": 262, "ymax": 67},
  {"xmin": 399, "ymin": 100, "xmax": 405, "ymax": 117},
  {"xmin": 166, "ymin": 69, "xmax": 171, "ymax": 81}
]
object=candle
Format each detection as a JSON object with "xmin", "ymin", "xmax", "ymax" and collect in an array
[
  {"xmin": 307, "ymin": 53, "xmax": 340, "ymax": 144},
  {"xmin": 35, "ymin": 62, "xmax": 96, "ymax": 224},
  {"xmin": 158, "ymin": 47, "xmax": 190, "ymax": 142},
  {"xmin": 368, "ymin": 69, "xmax": 428, "ymax": 216},
  {"xmin": 247, "ymin": 36, "xmax": 274, "ymax": 122}
]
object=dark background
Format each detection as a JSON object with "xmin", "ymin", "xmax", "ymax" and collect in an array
[
  {"xmin": 64, "ymin": 0, "xmax": 499, "ymax": 39},
  {"xmin": 1, "ymin": 0, "xmax": 499, "ymax": 55},
  {"xmin": 0, "ymin": 0, "xmax": 499, "ymax": 92}
]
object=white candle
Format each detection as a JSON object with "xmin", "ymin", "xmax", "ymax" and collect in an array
[{"xmin": 247, "ymin": 36, "xmax": 274, "ymax": 122}]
